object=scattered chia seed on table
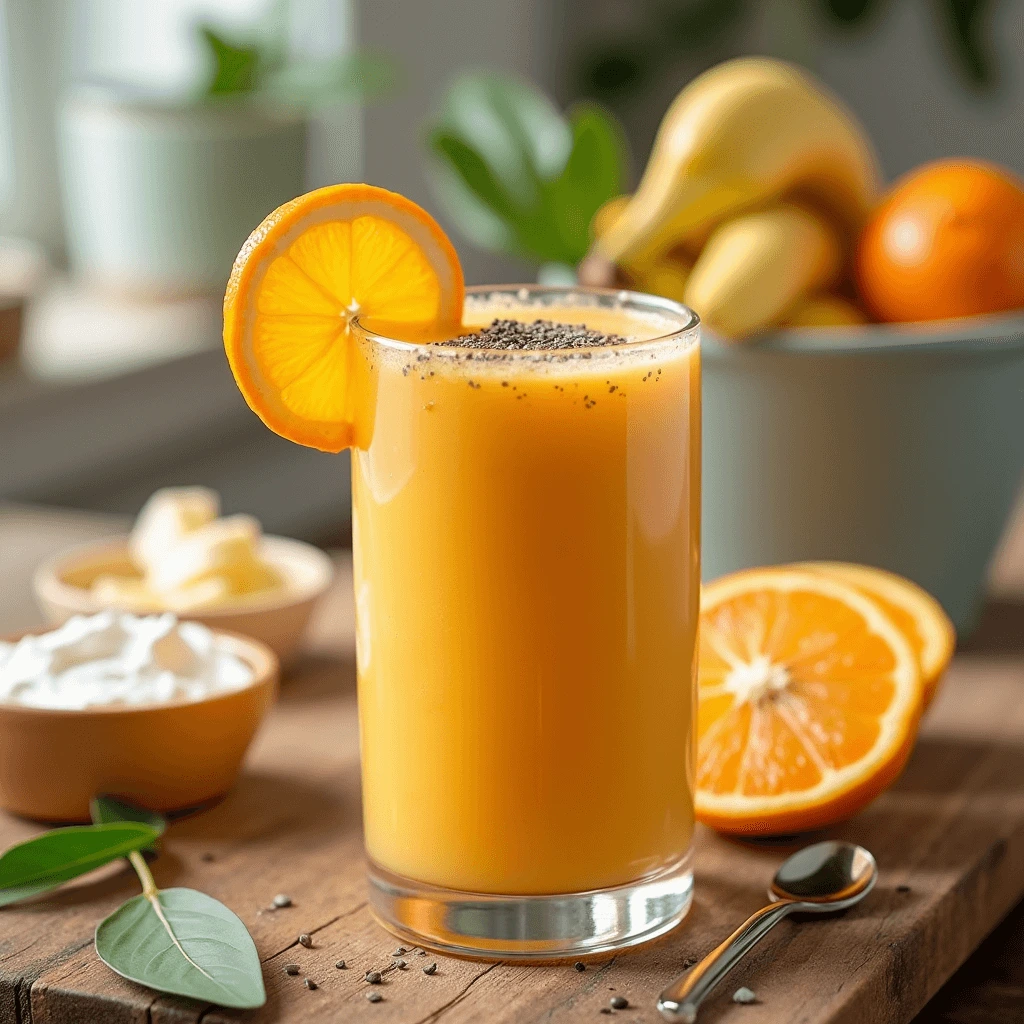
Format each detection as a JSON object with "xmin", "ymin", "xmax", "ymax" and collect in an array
[
  {"xmin": 335, "ymin": 959, "xmax": 347, "ymax": 969},
  {"xmin": 304, "ymin": 978, "xmax": 318, "ymax": 991},
  {"xmin": 272, "ymin": 894, "xmax": 292, "ymax": 908},
  {"xmin": 423, "ymin": 962, "xmax": 438, "ymax": 975},
  {"xmin": 367, "ymin": 991, "xmax": 383, "ymax": 1003},
  {"xmin": 574, "ymin": 961, "xmax": 586, "ymax": 972},
  {"xmin": 365, "ymin": 970, "xmax": 383, "ymax": 984},
  {"xmin": 610, "ymin": 996, "xmax": 629, "ymax": 1009},
  {"xmin": 298, "ymin": 933, "xmax": 313, "ymax": 948},
  {"xmin": 284, "ymin": 964, "xmax": 299, "ymax": 975},
  {"xmin": 440, "ymin": 319, "xmax": 626, "ymax": 351}
]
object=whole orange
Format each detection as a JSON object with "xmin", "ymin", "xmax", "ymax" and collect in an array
[{"xmin": 856, "ymin": 159, "xmax": 1024, "ymax": 323}]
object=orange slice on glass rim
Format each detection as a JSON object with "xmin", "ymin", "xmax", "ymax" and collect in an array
[
  {"xmin": 697, "ymin": 567, "xmax": 922, "ymax": 835},
  {"xmin": 800, "ymin": 562, "xmax": 955, "ymax": 708},
  {"xmin": 223, "ymin": 183, "xmax": 464, "ymax": 452}
]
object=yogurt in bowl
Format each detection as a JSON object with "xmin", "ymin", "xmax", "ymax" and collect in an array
[{"xmin": 0, "ymin": 614, "xmax": 277, "ymax": 822}]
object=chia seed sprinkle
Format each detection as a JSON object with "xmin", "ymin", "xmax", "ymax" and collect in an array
[
  {"xmin": 897, "ymin": 884, "xmax": 911, "ymax": 893},
  {"xmin": 304, "ymin": 978, "xmax": 318, "ymax": 991},
  {"xmin": 574, "ymin": 961, "xmax": 586, "ymax": 972},
  {"xmin": 365, "ymin": 970, "xmax": 383, "ymax": 984},
  {"xmin": 272, "ymin": 894, "xmax": 292, "ymax": 908},
  {"xmin": 441, "ymin": 318, "xmax": 626, "ymax": 352},
  {"xmin": 601, "ymin": 1009, "xmax": 613, "ymax": 1015},
  {"xmin": 423, "ymin": 962, "xmax": 438, "ymax": 975},
  {"xmin": 284, "ymin": 964, "xmax": 300, "ymax": 975},
  {"xmin": 392, "ymin": 947, "xmax": 408, "ymax": 955},
  {"xmin": 335, "ymin": 960, "xmax": 347, "ymax": 969},
  {"xmin": 610, "ymin": 996, "xmax": 628, "ymax": 1009},
  {"xmin": 367, "ymin": 991, "xmax": 383, "ymax": 1003},
  {"xmin": 396, "ymin": 959, "xmax": 407, "ymax": 969},
  {"xmin": 298, "ymin": 933, "xmax": 313, "ymax": 948}
]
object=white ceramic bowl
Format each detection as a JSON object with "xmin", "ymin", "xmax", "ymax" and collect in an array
[{"xmin": 33, "ymin": 535, "xmax": 335, "ymax": 665}]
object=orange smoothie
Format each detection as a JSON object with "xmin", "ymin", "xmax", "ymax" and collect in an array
[{"xmin": 351, "ymin": 289, "xmax": 700, "ymax": 896}]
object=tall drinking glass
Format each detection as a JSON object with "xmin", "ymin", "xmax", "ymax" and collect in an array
[{"xmin": 350, "ymin": 286, "xmax": 701, "ymax": 959}]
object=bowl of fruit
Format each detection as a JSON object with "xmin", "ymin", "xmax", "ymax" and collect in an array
[
  {"xmin": 580, "ymin": 58, "xmax": 1024, "ymax": 634},
  {"xmin": 34, "ymin": 487, "xmax": 335, "ymax": 664}
]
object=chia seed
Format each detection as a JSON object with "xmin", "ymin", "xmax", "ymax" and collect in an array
[
  {"xmin": 574, "ymin": 961, "xmax": 586, "ymax": 972},
  {"xmin": 423, "ymin": 962, "xmax": 438, "ymax": 975},
  {"xmin": 367, "ymin": 991, "xmax": 383, "ymax": 1003},
  {"xmin": 272, "ymin": 894, "xmax": 292, "ymax": 908},
  {"xmin": 440, "ymin": 318, "xmax": 626, "ymax": 352},
  {"xmin": 284, "ymin": 964, "xmax": 300, "ymax": 976},
  {"xmin": 733, "ymin": 987, "xmax": 757, "ymax": 1005},
  {"xmin": 297, "ymin": 934, "xmax": 313, "ymax": 948},
  {"xmin": 365, "ymin": 970, "xmax": 383, "ymax": 984},
  {"xmin": 335, "ymin": 960, "xmax": 347, "ymax": 970},
  {"xmin": 610, "ymin": 996, "xmax": 628, "ymax": 1009},
  {"xmin": 304, "ymin": 978, "xmax": 318, "ymax": 991}
]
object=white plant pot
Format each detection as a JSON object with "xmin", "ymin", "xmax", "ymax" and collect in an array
[
  {"xmin": 702, "ymin": 313, "xmax": 1024, "ymax": 633},
  {"xmin": 59, "ymin": 86, "xmax": 307, "ymax": 298}
]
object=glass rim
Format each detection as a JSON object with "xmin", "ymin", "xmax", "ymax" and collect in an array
[{"xmin": 352, "ymin": 284, "xmax": 701, "ymax": 357}]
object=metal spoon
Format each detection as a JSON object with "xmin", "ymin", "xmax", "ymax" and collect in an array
[{"xmin": 658, "ymin": 841, "xmax": 877, "ymax": 1022}]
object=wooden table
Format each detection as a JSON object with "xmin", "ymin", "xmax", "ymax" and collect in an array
[{"xmin": 1, "ymin": 504, "xmax": 1023, "ymax": 1024}]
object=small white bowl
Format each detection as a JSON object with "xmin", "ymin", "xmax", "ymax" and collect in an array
[{"xmin": 33, "ymin": 535, "xmax": 335, "ymax": 665}]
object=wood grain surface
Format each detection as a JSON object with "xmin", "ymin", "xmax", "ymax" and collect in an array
[{"xmin": 0, "ymin": 505, "xmax": 1022, "ymax": 1024}]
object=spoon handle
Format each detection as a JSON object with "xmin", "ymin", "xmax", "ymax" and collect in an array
[{"xmin": 657, "ymin": 899, "xmax": 797, "ymax": 1021}]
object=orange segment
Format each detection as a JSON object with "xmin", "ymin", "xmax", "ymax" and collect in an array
[
  {"xmin": 800, "ymin": 562, "xmax": 955, "ymax": 708},
  {"xmin": 697, "ymin": 568, "xmax": 921, "ymax": 835},
  {"xmin": 224, "ymin": 184, "xmax": 464, "ymax": 452}
]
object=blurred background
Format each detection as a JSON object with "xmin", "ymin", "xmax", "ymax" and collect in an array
[{"xmin": 0, "ymin": 0, "xmax": 1021, "ymax": 548}]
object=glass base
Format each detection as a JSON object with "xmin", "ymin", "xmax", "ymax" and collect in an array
[{"xmin": 367, "ymin": 850, "xmax": 694, "ymax": 961}]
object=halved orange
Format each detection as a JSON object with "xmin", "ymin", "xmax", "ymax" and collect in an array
[
  {"xmin": 224, "ymin": 183, "xmax": 464, "ymax": 452},
  {"xmin": 800, "ymin": 562, "xmax": 955, "ymax": 708},
  {"xmin": 697, "ymin": 567, "xmax": 922, "ymax": 835}
]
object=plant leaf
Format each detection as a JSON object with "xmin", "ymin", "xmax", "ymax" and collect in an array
[
  {"xmin": 546, "ymin": 103, "xmax": 627, "ymax": 263},
  {"xmin": 426, "ymin": 73, "xmax": 627, "ymax": 266},
  {"xmin": 96, "ymin": 887, "xmax": 266, "ymax": 1009},
  {"xmin": 90, "ymin": 796, "xmax": 167, "ymax": 835},
  {"xmin": 0, "ymin": 824, "xmax": 160, "ymax": 907},
  {"xmin": 198, "ymin": 25, "xmax": 261, "ymax": 96}
]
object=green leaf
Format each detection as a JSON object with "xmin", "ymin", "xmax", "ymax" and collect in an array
[
  {"xmin": 547, "ymin": 104, "xmax": 627, "ymax": 263},
  {"xmin": 96, "ymin": 887, "xmax": 266, "ymax": 1009},
  {"xmin": 426, "ymin": 74, "xmax": 627, "ymax": 266},
  {"xmin": 89, "ymin": 796, "xmax": 167, "ymax": 835},
  {"xmin": 0, "ymin": 824, "xmax": 161, "ymax": 907},
  {"xmin": 935, "ymin": 0, "xmax": 997, "ymax": 88},
  {"xmin": 199, "ymin": 25, "xmax": 261, "ymax": 96}
]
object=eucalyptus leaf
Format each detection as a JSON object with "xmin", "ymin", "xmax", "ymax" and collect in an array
[
  {"xmin": 0, "ymin": 824, "xmax": 160, "ymax": 907},
  {"xmin": 96, "ymin": 887, "xmax": 266, "ymax": 1009}
]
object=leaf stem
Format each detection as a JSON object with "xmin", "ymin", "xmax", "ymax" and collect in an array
[{"xmin": 128, "ymin": 850, "xmax": 158, "ymax": 898}]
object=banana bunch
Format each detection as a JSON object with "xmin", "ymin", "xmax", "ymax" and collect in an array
[{"xmin": 583, "ymin": 57, "xmax": 878, "ymax": 339}]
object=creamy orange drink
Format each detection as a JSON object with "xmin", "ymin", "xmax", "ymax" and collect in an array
[
  {"xmin": 223, "ymin": 186, "xmax": 700, "ymax": 958},
  {"xmin": 352, "ymin": 288, "xmax": 701, "ymax": 902}
]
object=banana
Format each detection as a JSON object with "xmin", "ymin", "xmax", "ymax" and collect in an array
[
  {"xmin": 684, "ymin": 203, "xmax": 842, "ymax": 340},
  {"xmin": 636, "ymin": 256, "xmax": 693, "ymax": 304},
  {"xmin": 130, "ymin": 486, "xmax": 219, "ymax": 574},
  {"xmin": 781, "ymin": 292, "xmax": 868, "ymax": 328},
  {"xmin": 596, "ymin": 57, "xmax": 879, "ymax": 275}
]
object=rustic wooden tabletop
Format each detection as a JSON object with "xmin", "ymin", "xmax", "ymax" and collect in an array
[{"xmin": 0, "ymin": 502, "xmax": 1022, "ymax": 1024}]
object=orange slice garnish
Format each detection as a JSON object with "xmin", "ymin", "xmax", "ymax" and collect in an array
[
  {"xmin": 697, "ymin": 567, "xmax": 921, "ymax": 835},
  {"xmin": 800, "ymin": 562, "xmax": 955, "ymax": 708},
  {"xmin": 224, "ymin": 183, "xmax": 464, "ymax": 452}
]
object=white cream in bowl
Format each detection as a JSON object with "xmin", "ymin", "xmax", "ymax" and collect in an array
[{"xmin": 0, "ymin": 611, "xmax": 254, "ymax": 710}]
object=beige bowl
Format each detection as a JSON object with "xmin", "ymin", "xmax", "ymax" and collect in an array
[
  {"xmin": 33, "ymin": 535, "xmax": 335, "ymax": 664},
  {"xmin": 0, "ymin": 629, "xmax": 277, "ymax": 822}
]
